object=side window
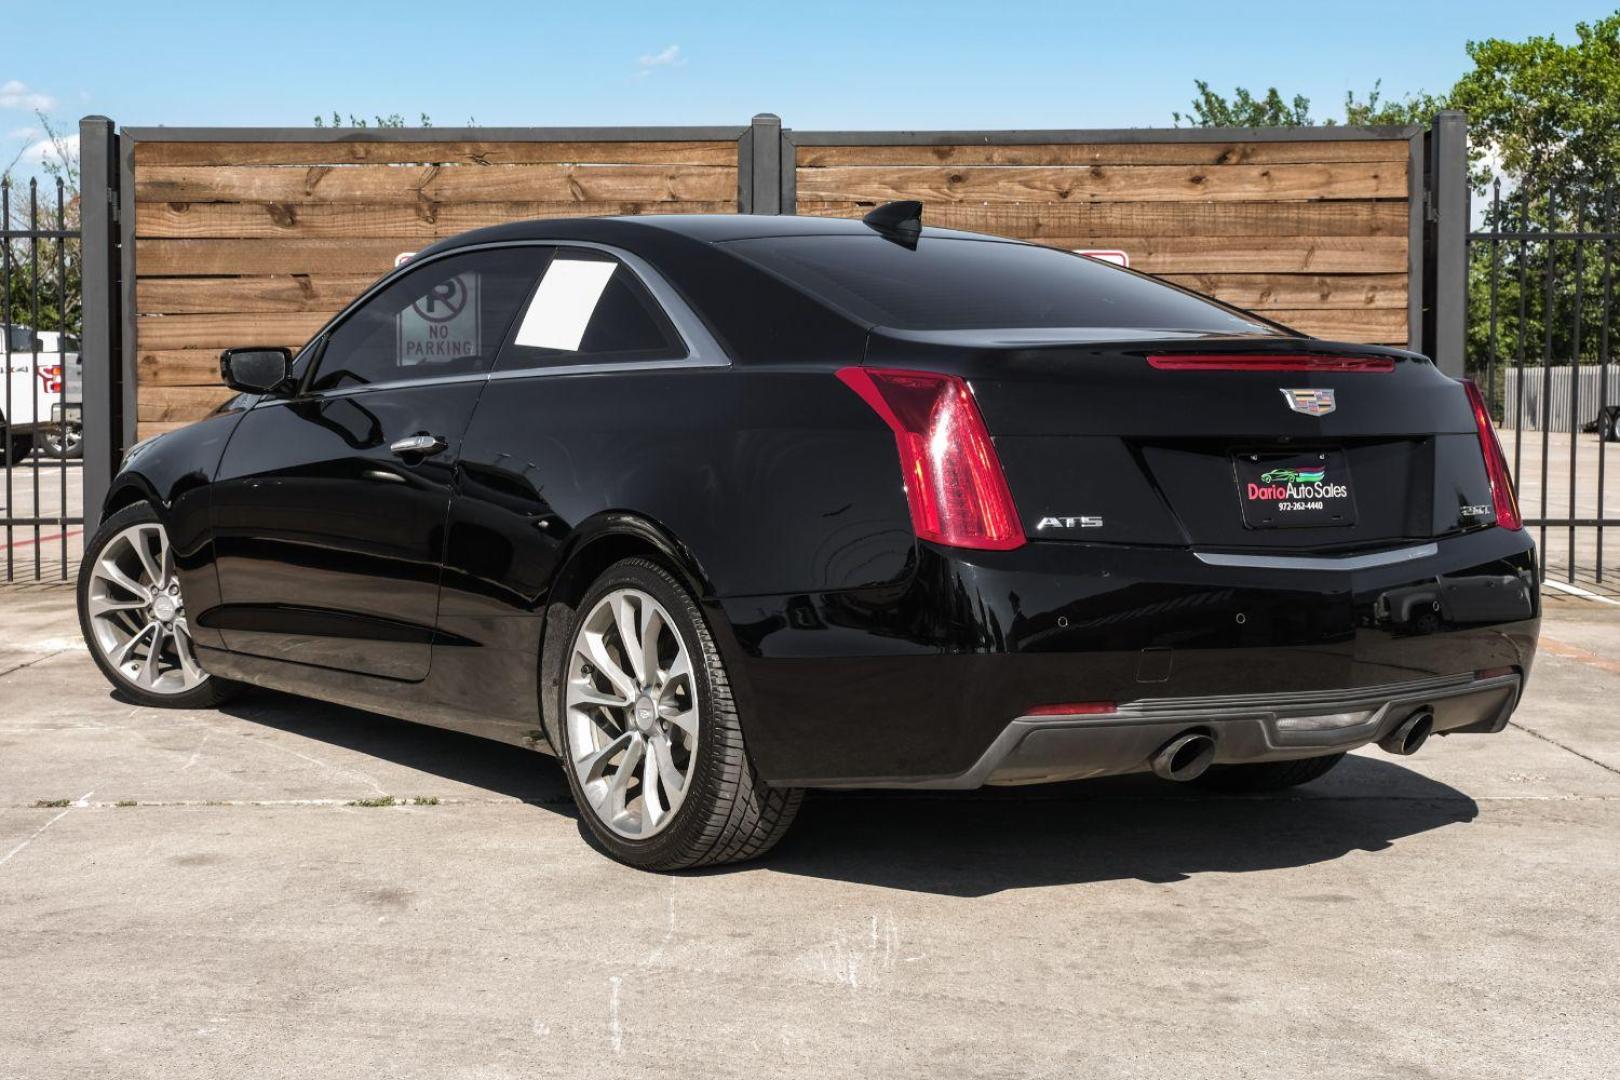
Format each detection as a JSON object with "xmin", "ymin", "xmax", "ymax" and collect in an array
[
  {"xmin": 498, "ymin": 249, "xmax": 686, "ymax": 370},
  {"xmin": 307, "ymin": 248, "xmax": 545, "ymax": 393}
]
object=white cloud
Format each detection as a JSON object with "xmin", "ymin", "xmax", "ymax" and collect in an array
[
  {"xmin": 0, "ymin": 80, "xmax": 56, "ymax": 111},
  {"xmin": 6, "ymin": 125, "xmax": 40, "ymax": 141},
  {"xmin": 634, "ymin": 45, "xmax": 683, "ymax": 77},
  {"xmin": 22, "ymin": 131, "xmax": 78, "ymax": 171}
]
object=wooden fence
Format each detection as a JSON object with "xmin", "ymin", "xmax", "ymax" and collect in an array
[
  {"xmin": 121, "ymin": 120, "xmax": 1425, "ymax": 439},
  {"xmin": 789, "ymin": 132, "xmax": 1417, "ymax": 347},
  {"xmin": 128, "ymin": 129, "xmax": 746, "ymax": 437}
]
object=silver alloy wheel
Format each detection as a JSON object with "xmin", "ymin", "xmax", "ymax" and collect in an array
[
  {"xmin": 42, "ymin": 422, "xmax": 81, "ymax": 458},
  {"xmin": 565, "ymin": 587, "xmax": 699, "ymax": 839},
  {"xmin": 85, "ymin": 522, "xmax": 209, "ymax": 695}
]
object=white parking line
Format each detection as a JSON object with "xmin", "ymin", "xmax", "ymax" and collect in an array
[
  {"xmin": 0, "ymin": 789, "xmax": 92, "ymax": 870},
  {"xmin": 1543, "ymin": 578, "xmax": 1620, "ymax": 606}
]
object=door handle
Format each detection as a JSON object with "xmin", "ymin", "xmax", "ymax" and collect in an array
[{"xmin": 389, "ymin": 434, "xmax": 447, "ymax": 457}]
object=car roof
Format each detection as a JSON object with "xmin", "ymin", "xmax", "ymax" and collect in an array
[{"xmin": 422, "ymin": 212, "xmax": 1015, "ymax": 254}]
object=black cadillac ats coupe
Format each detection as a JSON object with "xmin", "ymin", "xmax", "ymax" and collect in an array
[{"xmin": 77, "ymin": 204, "xmax": 1539, "ymax": 869}]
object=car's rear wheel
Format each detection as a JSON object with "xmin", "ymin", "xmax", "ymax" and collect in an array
[
  {"xmin": 40, "ymin": 422, "xmax": 82, "ymax": 459},
  {"xmin": 557, "ymin": 557, "xmax": 802, "ymax": 870},
  {"xmin": 77, "ymin": 502, "xmax": 241, "ymax": 709},
  {"xmin": 1190, "ymin": 752, "xmax": 1345, "ymax": 793}
]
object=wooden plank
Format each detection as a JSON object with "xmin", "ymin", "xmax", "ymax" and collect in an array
[
  {"xmin": 1158, "ymin": 273, "xmax": 1408, "ymax": 310},
  {"xmin": 138, "ymin": 349, "xmax": 230, "ymax": 387},
  {"xmin": 796, "ymin": 161, "xmax": 1404, "ymax": 204},
  {"xmin": 1024, "ymin": 236, "xmax": 1408, "ymax": 273},
  {"xmin": 139, "ymin": 235, "xmax": 1406, "ymax": 279},
  {"xmin": 135, "ymin": 199, "xmax": 735, "ymax": 239},
  {"xmin": 138, "ymin": 275, "xmax": 379, "ymax": 315},
  {"xmin": 138, "ymin": 385, "xmax": 238, "ymax": 423},
  {"xmin": 137, "ymin": 239, "xmax": 418, "ymax": 276},
  {"xmin": 137, "ymin": 421, "xmax": 188, "ymax": 440},
  {"xmin": 137, "ymin": 312, "xmax": 330, "ymax": 351},
  {"xmin": 796, "ymin": 199, "xmax": 1409, "ymax": 239},
  {"xmin": 136, "ymin": 140, "xmax": 740, "ymax": 167},
  {"xmin": 134, "ymin": 163, "xmax": 738, "ymax": 205},
  {"xmin": 796, "ymin": 139, "xmax": 1411, "ymax": 168},
  {"xmin": 1266, "ymin": 307, "xmax": 1408, "ymax": 343}
]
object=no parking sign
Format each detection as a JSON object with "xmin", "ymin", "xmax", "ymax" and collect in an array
[{"xmin": 396, "ymin": 272, "xmax": 481, "ymax": 366}]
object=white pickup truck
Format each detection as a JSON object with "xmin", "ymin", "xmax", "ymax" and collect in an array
[{"xmin": 2, "ymin": 323, "xmax": 82, "ymax": 462}]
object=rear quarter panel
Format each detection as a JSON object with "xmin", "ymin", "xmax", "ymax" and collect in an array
[{"xmin": 441, "ymin": 365, "xmax": 915, "ymax": 622}]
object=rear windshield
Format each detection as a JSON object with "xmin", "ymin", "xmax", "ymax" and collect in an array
[{"xmin": 725, "ymin": 235, "xmax": 1279, "ymax": 335}]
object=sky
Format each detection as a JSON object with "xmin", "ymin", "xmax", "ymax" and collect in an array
[{"xmin": 0, "ymin": 0, "xmax": 1604, "ymax": 176}]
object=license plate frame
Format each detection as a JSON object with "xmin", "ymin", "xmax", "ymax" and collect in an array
[{"xmin": 1233, "ymin": 450, "xmax": 1357, "ymax": 529}]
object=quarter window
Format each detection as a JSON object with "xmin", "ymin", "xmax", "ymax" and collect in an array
[
  {"xmin": 307, "ymin": 248, "xmax": 544, "ymax": 393},
  {"xmin": 499, "ymin": 250, "xmax": 685, "ymax": 370}
]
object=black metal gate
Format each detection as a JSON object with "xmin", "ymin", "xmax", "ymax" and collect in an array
[
  {"xmin": 1469, "ymin": 179, "xmax": 1618, "ymax": 599},
  {"xmin": 1, "ymin": 174, "xmax": 82, "ymax": 582}
]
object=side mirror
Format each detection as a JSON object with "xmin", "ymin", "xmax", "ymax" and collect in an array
[{"xmin": 219, "ymin": 347, "xmax": 293, "ymax": 394}]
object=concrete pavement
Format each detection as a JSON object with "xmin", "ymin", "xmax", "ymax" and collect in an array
[{"xmin": 1, "ymin": 585, "xmax": 1616, "ymax": 1079}]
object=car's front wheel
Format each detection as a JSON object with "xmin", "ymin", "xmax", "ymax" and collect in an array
[
  {"xmin": 76, "ymin": 502, "xmax": 241, "ymax": 709},
  {"xmin": 557, "ymin": 557, "xmax": 803, "ymax": 870}
]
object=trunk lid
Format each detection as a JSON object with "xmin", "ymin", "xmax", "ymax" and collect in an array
[{"xmin": 863, "ymin": 330, "xmax": 1496, "ymax": 552}]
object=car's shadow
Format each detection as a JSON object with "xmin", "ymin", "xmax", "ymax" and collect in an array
[
  {"xmin": 215, "ymin": 689, "xmax": 577, "ymax": 813},
  {"xmin": 213, "ymin": 690, "xmax": 1476, "ymax": 896},
  {"xmin": 767, "ymin": 757, "xmax": 1478, "ymax": 896}
]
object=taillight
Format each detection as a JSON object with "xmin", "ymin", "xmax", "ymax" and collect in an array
[
  {"xmin": 837, "ymin": 366, "xmax": 1024, "ymax": 551},
  {"xmin": 37, "ymin": 365, "xmax": 62, "ymax": 394},
  {"xmin": 1147, "ymin": 354, "xmax": 1395, "ymax": 372},
  {"xmin": 1025, "ymin": 701, "xmax": 1116, "ymax": 717},
  {"xmin": 1462, "ymin": 379, "xmax": 1522, "ymax": 531}
]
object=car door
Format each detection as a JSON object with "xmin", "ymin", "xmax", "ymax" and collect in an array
[
  {"xmin": 432, "ymin": 246, "xmax": 705, "ymax": 722},
  {"xmin": 208, "ymin": 246, "xmax": 547, "ymax": 680}
]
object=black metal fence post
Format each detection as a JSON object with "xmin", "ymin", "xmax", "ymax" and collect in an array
[
  {"xmin": 1428, "ymin": 110, "xmax": 1469, "ymax": 378},
  {"xmin": 79, "ymin": 116, "xmax": 120, "ymax": 532},
  {"xmin": 744, "ymin": 113, "xmax": 783, "ymax": 215}
]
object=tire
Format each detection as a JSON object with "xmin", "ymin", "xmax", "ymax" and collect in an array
[
  {"xmin": 1, "ymin": 432, "xmax": 32, "ymax": 465},
  {"xmin": 77, "ymin": 501, "xmax": 242, "ymax": 710},
  {"xmin": 555, "ymin": 557, "xmax": 802, "ymax": 870},
  {"xmin": 1190, "ymin": 752, "xmax": 1345, "ymax": 793},
  {"xmin": 40, "ymin": 423, "xmax": 82, "ymax": 459}
]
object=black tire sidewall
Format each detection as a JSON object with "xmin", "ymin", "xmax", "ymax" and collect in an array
[
  {"xmin": 77, "ymin": 501, "xmax": 233, "ymax": 710},
  {"xmin": 556, "ymin": 558, "xmax": 733, "ymax": 867},
  {"xmin": 3, "ymin": 433, "xmax": 32, "ymax": 464}
]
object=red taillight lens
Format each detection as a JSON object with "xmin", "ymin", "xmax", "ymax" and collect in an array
[
  {"xmin": 37, "ymin": 365, "xmax": 62, "ymax": 394},
  {"xmin": 1025, "ymin": 701, "xmax": 1116, "ymax": 717},
  {"xmin": 837, "ymin": 366, "xmax": 1024, "ymax": 551},
  {"xmin": 1462, "ymin": 379, "xmax": 1522, "ymax": 531},
  {"xmin": 1147, "ymin": 354, "xmax": 1395, "ymax": 372}
]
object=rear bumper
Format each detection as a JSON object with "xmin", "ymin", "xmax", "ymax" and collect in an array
[
  {"xmin": 716, "ymin": 526, "xmax": 1539, "ymax": 786},
  {"xmin": 828, "ymin": 672, "xmax": 1520, "ymax": 789}
]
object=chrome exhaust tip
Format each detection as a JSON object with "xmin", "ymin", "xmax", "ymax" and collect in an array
[
  {"xmin": 1378, "ymin": 709, "xmax": 1435, "ymax": 756},
  {"xmin": 1151, "ymin": 732, "xmax": 1217, "ymax": 782}
]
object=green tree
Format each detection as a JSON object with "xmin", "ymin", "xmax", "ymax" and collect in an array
[
  {"xmin": 1341, "ymin": 82, "xmax": 1447, "ymax": 127},
  {"xmin": 1458, "ymin": 16, "xmax": 1620, "ymax": 393},
  {"xmin": 1, "ymin": 112, "xmax": 80, "ymax": 336},
  {"xmin": 1173, "ymin": 80, "xmax": 1312, "ymax": 127},
  {"xmin": 1450, "ymin": 13, "xmax": 1620, "ymax": 190},
  {"xmin": 1173, "ymin": 79, "xmax": 1441, "ymax": 128},
  {"xmin": 311, "ymin": 112, "xmax": 481, "ymax": 128},
  {"xmin": 312, "ymin": 112, "xmax": 434, "ymax": 128}
]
